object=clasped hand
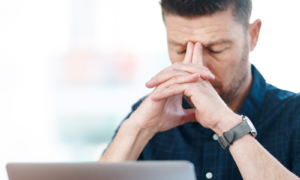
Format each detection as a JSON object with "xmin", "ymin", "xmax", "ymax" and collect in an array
[{"xmin": 129, "ymin": 42, "xmax": 235, "ymax": 135}]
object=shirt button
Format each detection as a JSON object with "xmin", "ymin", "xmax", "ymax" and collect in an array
[
  {"xmin": 213, "ymin": 134, "xmax": 219, "ymax": 141},
  {"xmin": 206, "ymin": 172, "xmax": 213, "ymax": 179}
]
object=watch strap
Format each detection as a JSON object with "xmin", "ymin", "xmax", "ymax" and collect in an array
[{"xmin": 218, "ymin": 120, "xmax": 252, "ymax": 150}]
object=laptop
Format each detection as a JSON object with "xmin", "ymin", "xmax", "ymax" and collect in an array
[{"xmin": 6, "ymin": 161, "xmax": 196, "ymax": 180}]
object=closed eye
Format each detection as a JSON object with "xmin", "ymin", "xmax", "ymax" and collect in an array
[
  {"xmin": 209, "ymin": 49, "xmax": 223, "ymax": 54},
  {"xmin": 178, "ymin": 49, "xmax": 225, "ymax": 54},
  {"xmin": 177, "ymin": 50, "xmax": 186, "ymax": 54}
]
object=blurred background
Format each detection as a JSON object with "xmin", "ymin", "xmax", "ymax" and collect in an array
[{"xmin": 0, "ymin": 0, "xmax": 300, "ymax": 179}]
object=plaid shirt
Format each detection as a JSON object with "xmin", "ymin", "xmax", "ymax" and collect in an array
[{"xmin": 110, "ymin": 64, "xmax": 300, "ymax": 180}]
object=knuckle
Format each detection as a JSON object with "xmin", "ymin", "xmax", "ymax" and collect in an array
[
  {"xmin": 190, "ymin": 82, "xmax": 198, "ymax": 90},
  {"xmin": 202, "ymin": 66, "xmax": 209, "ymax": 71},
  {"xmin": 185, "ymin": 74, "xmax": 193, "ymax": 83},
  {"xmin": 188, "ymin": 74, "xmax": 197, "ymax": 82},
  {"xmin": 169, "ymin": 85, "xmax": 176, "ymax": 95},
  {"xmin": 173, "ymin": 62, "xmax": 182, "ymax": 67},
  {"xmin": 172, "ymin": 75, "xmax": 180, "ymax": 83},
  {"xmin": 171, "ymin": 69, "xmax": 179, "ymax": 76},
  {"xmin": 151, "ymin": 76, "xmax": 157, "ymax": 82}
]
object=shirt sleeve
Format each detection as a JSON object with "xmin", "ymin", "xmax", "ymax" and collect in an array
[
  {"xmin": 292, "ymin": 105, "xmax": 300, "ymax": 177},
  {"xmin": 293, "ymin": 153, "xmax": 300, "ymax": 177},
  {"xmin": 101, "ymin": 96, "xmax": 148, "ymax": 160}
]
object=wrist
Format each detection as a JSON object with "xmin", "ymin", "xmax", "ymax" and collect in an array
[
  {"xmin": 100, "ymin": 117, "xmax": 156, "ymax": 162},
  {"xmin": 122, "ymin": 116, "xmax": 156, "ymax": 142},
  {"xmin": 212, "ymin": 111, "xmax": 242, "ymax": 136}
]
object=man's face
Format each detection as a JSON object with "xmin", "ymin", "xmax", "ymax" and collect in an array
[{"xmin": 164, "ymin": 9, "xmax": 251, "ymax": 104}]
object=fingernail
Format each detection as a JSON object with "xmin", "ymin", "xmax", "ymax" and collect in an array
[
  {"xmin": 187, "ymin": 42, "xmax": 191, "ymax": 49},
  {"xmin": 202, "ymin": 69, "xmax": 209, "ymax": 76},
  {"xmin": 197, "ymin": 42, "xmax": 203, "ymax": 49}
]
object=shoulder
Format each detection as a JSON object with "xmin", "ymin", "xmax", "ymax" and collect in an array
[
  {"xmin": 263, "ymin": 84, "xmax": 300, "ymax": 115},
  {"xmin": 263, "ymin": 84, "xmax": 300, "ymax": 141},
  {"xmin": 261, "ymin": 84, "xmax": 300, "ymax": 150}
]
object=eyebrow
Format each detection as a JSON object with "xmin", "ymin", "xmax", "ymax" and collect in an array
[
  {"xmin": 168, "ymin": 40, "xmax": 185, "ymax": 46},
  {"xmin": 205, "ymin": 40, "xmax": 232, "ymax": 47},
  {"xmin": 168, "ymin": 39, "xmax": 232, "ymax": 48}
]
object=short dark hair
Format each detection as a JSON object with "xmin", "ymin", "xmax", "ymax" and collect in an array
[{"xmin": 160, "ymin": 0, "xmax": 252, "ymax": 29}]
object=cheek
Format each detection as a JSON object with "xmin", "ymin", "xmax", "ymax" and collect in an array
[
  {"xmin": 204, "ymin": 53, "xmax": 237, "ymax": 88},
  {"xmin": 205, "ymin": 47, "xmax": 240, "ymax": 72},
  {"xmin": 204, "ymin": 54, "xmax": 230, "ymax": 77},
  {"xmin": 168, "ymin": 50, "xmax": 185, "ymax": 64}
]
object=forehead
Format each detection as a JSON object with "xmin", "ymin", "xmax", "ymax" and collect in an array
[{"xmin": 164, "ymin": 10, "xmax": 243, "ymax": 46}]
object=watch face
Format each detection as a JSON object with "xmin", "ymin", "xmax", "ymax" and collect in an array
[{"xmin": 244, "ymin": 116, "xmax": 257, "ymax": 138}]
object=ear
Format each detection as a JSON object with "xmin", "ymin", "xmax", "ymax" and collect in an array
[{"xmin": 248, "ymin": 19, "xmax": 262, "ymax": 51}]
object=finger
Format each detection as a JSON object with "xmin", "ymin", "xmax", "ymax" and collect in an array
[
  {"xmin": 145, "ymin": 65, "xmax": 179, "ymax": 88},
  {"xmin": 158, "ymin": 73, "xmax": 200, "ymax": 91},
  {"xmin": 192, "ymin": 42, "xmax": 203, "ymax": 65},
  {"xmin": 151, "ymin": 83, "xmax": 190, "ymax": 101},
  {"xmin": 183, "ymin": 42, "xmax": 194, "ymax": 64},
  {"xmin": 148, "ymin": 68, "xmax": 202, "ymax": 89},
  {"xmin": 146, "ymin": 69, "xmax": 190, "ymax": 88},
  {"xmin": 173, "ymin": 64, "xmax": 215, "ymax": 80},
  {"xmin": 146, "ymin": 64, "xmax": 214, "ymax": 88}
]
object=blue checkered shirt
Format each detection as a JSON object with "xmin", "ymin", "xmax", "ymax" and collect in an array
[{"xmin": 110, "ymin": 64, "xmax": 300, "ymax": 180}]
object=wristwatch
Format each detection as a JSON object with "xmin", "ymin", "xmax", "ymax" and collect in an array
[{"xmin": 218, "ymin": 115, "xmax": 257, "ymax": 150}]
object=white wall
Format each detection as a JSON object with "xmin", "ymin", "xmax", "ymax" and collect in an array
[{"xmin": 0, "ymin": 0, "xmax": 299, "ymax": 180}]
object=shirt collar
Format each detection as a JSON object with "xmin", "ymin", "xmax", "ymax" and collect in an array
[{"xmin": 238, "ymin": 64, "xmax": 267, "ymax": 122}]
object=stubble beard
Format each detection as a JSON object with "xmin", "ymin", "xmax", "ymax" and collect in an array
[{"xmin": 219, "ymin": 43, "xmax": 250, "ymax": 105}]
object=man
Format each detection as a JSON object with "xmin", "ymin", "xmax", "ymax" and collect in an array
[{"xmin": 99, "ymin": 0, "xmax": 300, "ymax": 179}]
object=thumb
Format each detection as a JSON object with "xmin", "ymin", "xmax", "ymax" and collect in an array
[{"xmin": 182, "ymin": 109, "xmax": 197, "ymax": 123}]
